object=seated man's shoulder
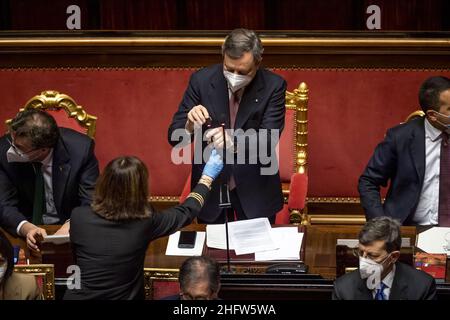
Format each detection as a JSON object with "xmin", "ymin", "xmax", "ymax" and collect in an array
[
  {"xmin": 335, "ymin": 268, "xmax": 361, "ymax": 287},
  {"xmin": 397, "ymin": 262, "xmax": 434, "ymax": 283},
  {"xmin": 59, "ymin": 127, "xmax": 93, "ymax": 144},
  {"xmin": 387, "ymin": 117, "xmax": 424, "ymax": 137}
]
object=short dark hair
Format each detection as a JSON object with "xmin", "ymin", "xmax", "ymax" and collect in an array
[
  {"xmin": 179, "ymin": 256, "xmax": 220, "ymax": 294},
  {"xmin": 418, "ymin": 76, "xmax": 450, "ymax": 112},
  {"xmin": 0, "ymin": 230, "xmax": 15, "ymax": 284},
  {"xmin": 91, "ymin": 156, "xmax": 152, "ymax": 221},
  {"xmin": 10, "ymin": 109, "xmax": 59, "ymax": 148},
  {"xmin": 222, "ymin": 28, "xmax": 263, "ymax": 62},
  {"xmin": 359, "ymin": 216, "xmax": 401, "ymax": 253}
]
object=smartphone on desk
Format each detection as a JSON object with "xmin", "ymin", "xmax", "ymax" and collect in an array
[{"xmin": 178, "ymin": 231, "xmax": 197, "ymax": 249}]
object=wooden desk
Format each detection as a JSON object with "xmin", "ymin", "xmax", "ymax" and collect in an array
[
  {"xmin": 3, "ymin": 224, "xmax": 450, "ymax": 300},
  {"xmin": 0, "ymin": 224, "xmax": 424, "ymax": 278}
]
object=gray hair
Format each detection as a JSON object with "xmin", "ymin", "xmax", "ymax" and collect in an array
[
  {"xmin": 222, "ymin": 28, "xmax": 264, "ymax": 62},
  {"xmin": 359, "ymin": 216, "xmax": 402, "ymax": 253}
]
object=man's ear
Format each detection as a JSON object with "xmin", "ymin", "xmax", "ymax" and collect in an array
[{"xmin": 391, "ymin": 250, "xmax": 401, "ymax": 263}]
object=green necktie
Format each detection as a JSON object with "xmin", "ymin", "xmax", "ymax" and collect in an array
[{"xmin": 32, "ymin": 162, "xmax": 46, "ymax": 225}]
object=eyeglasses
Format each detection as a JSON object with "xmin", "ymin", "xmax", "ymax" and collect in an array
[
  {"xmin": 352, "ymin": 247, "xmax": 390, "ymax": 263},
  {"xmin": 7, "ymin": 138, "xmax": 38, "ymax": 156}
]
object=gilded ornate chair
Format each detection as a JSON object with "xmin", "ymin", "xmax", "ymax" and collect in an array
[
  {"xmin": 5, "ymin": 90, "xmax": 97, "ymax": 138},
  {"xmin": 13, "ymin": 264, "xmax": 55, "ymax": 300},
  {"xmin": 404, "ymin": 110, "xmax": 425, "ymax": 123},
  {"xmin": 144, "ymin": 268, "xmax": 180, "ymax": 300},
  {"xmin": 179, "ymin": 82, "xmax": 310, "ymax": 224}
]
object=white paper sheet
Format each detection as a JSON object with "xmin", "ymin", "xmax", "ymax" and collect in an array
[
  {"xmin": 229, "ymin": 218, "xmax": 278, "ymax": 255},
  {"xmin": 255, "ymin": 228, "xmax": 303, "ymax": 261},
  {"xmin": 206, "ymin": 218, "xmax": 278, "ymax": 255},
  {"xmin": 417, "ymin": 227, "xmax": 450, "ymax": 256},
  {"xmin": 42, "ymin": 234, "xmax": 70, "ymax": 245},
  {"xmin": 206, "ymin": 224, "xmax": 235, "ymax": 250},
  {"xmin": 165, "ymin": 231, "xmax": 205, "ymax": 256}
]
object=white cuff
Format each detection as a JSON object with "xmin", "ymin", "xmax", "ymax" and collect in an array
[{"xmin": 16, "ymin": 220, "xmax": 28, "ymax": 236}]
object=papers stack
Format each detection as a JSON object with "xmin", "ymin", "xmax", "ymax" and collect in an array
[
  {"xmin": 206, "ymin": 217, "xmax": 304, "ymax": 259},
  {"xmin": 417, "ymin": 227, "xmax": 450, "ymax": 256}
]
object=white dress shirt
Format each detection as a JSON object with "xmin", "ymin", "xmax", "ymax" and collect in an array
[
  {"xmin": 412, "ymin": 119, "xmax": 443, "ymax": 225},
  {"xmin": 371, "ymin": 264, "xmax": 396, "ymax": 300},
  {"xmin": 16, "ymin": 149, "xmax": 58, "ymax": 234}
]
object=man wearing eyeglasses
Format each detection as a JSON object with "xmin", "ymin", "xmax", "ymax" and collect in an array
[
  {"xmin": 0, "ymin": 109, "xmax": 99, "ymax": 251},
  {"xmin": 333, "ymin": 216, "xmax": 436, "ymax": 300}
]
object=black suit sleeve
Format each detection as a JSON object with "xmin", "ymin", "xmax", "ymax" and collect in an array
[
  {"xmin": 168, "ymin": 72, "xmax": 201, "ymax": 147},
  {"xmin": 332, "ymin": 281, "xmax": 343, "ymax": 300},
  {"xmin": 234, "ymin": 78, "xmax": 286, "ymax": 165},
  {"xmin": 422, "ymin": 277, "xmax": 437, "ymax": 300},
  {"xmin": 149, "ymin": 183, "xmax": 210, "ymax": 240},
  {"xmin": 0, "ymin": 165, "xmax": 27, "ymax": 235},
  {"xmin": 358, "ymin": 128, "xmax": 397, "ymax": 220},
  {"xmin": 77, "ymin": 139, "xmax": 99, "ymax": 206}
]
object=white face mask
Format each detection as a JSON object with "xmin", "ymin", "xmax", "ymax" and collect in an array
[
  {"xmin": 0, "ymin": 262, "xmax": 7, "ymax": 283},
  {"xmin": 223, "ymin": 70, "xmax": 253, "ymax": 93},
  {"xmin": 6, "ymin": 146, "xmax": 43, "ymax": 163},
  {"xmin": 359, "ymin": 256, "xmax": 384, "ymax": 290}
]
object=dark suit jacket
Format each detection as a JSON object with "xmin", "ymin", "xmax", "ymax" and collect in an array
[
  {"xmin": 332, "ymin": 262, "xmax": 436, "ymax": 300},
  {"xmin": 168, "ymin": 64, "xmax": 286, "ymax": 222},
  {"xmin": 358, "ymin": 118, "xmax": 427, "ymax": 224},
  {"xmin": 0, "ymin": 128, "xmax": 99, "ymax": 234},
  {"xmin": 64, "ymin": 184, "xmax": 209, "ymax": 300}
]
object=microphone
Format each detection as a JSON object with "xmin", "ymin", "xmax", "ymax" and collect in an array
[{"xmin": 217, "ymin": 121, "xmax": 233, "ymax": 273}]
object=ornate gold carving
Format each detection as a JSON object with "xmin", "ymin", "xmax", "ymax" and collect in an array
[
  {"xmin": 285, "ymin": 82, "xmax": 309, "ymax": 224},
  {"xmin": 149, "ymin": 196, "xmax": 180, "ymax": 202},
  {"xmin": 307, "ymin": 197, "xmax": 361, "ymax": 203},
  {"xmin": 13, "ymin": 264, "xmax": 55, "ymax": 300},
  {"xmin": 143, "ymin": 268, "xmax": 179, "ymax": 300},
  {"xmin": 0, "ymin": 37, "xmax": 449, "ymax": 48},
  {"xmin": 286, "ymin": 82, "xmax": 309, "ymax": 175},
  {"xmin": 5, "ymin": 90, "xmax": 97, "ymax": 138},
  {"xmin": 404, "ymin": 110, "xmax": 425, "ymax": 123},
  {"xmin": 309, "ymin": 214, "xmax": 366, "ymax": 225}
]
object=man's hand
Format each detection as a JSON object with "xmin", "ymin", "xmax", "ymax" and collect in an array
[
  {"xmin": 205, "ymin": 127, "xmax": 234, "ymax": 150},
  {"xmin": 186, "ymin": 105, "xmax": 210, "ymax": 133},
  {"xmin": 20, "ymin": 222, "xmax": 47, "ymax": 252}
]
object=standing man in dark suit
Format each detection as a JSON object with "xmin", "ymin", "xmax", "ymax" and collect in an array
[
  {"xmin": 333, "ymin": 216, "xmax": 436, "ymax": 300},
  {"xmin": 168, "ymin": 28, "xmax": 286, "ymax": 224},
  {"xmin": 0, "ymin": 109, "xmax": 99, "ymax": 250},
  {"xmin": 359, "ymin": 76, "xmax": 450, "ymax": 226}
]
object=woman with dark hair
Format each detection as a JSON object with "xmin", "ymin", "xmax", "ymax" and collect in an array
[
  {"xmin": 0, "ymin": 230, "xmax": 40, "ymax": 299},
  {"xmin": 63, "ymin": 150, "xmax": 222, "ymax": 300}
]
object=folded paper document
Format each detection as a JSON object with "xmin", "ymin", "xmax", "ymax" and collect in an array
[{"xmin": 42, "ymin": 234, "xmax": 70, "ymax": 245}]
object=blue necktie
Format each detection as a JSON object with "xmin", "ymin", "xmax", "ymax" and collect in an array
[{"xmin": 375, "ymin": 282, "xmax": 387, "ymax": 300}]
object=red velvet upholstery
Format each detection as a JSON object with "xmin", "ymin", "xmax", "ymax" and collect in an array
[
  {"xmin": 179, "ymin": 173, "xmax": 192, "ymax": 203},
  {"xmin": 1, "ymin": 68, "xmax": 449, "ymax": 198},
  {"xmin": 275, "ymin": 172, "xmax": 308, "ymax": 224},
  {"xmin": 45, "ymin": 109, "xmax": 89, "ymax": 136},
  {"xmin": 152, "ymin": 280, "xmax": 180, "ymax": 300}
]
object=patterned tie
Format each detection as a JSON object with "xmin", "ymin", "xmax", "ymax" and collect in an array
[
  {"xmin": 439, "ymin": 132, "xmax": 450, "ymax": 227},
  {"xmin": 228, "ymin": 90, "xmax": 240, "ymax": 191},
  {"xmin": 375, "ymin": 282, "xmax": 387, "ymax": 300},
  {"xmin": 32, "ymin": 162, "xmax": 46, "ymax": 225}
]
